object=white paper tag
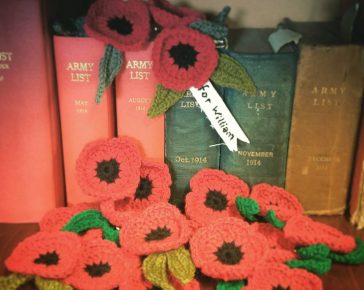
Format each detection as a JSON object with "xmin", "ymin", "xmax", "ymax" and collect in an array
[{"xmin": 190, "ymin": 80, "xmax": 250, "ymax": 152}]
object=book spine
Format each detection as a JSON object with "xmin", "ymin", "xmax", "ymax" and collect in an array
[
  {"xmin": 219, "ymin": 52, "xmax": 298, "ymax": 187},
  {"xmin": 165, "ymin": 91, "xmax": 221, "ymax": 208},
  {"xmin": 115, "ymin": 43, "xmax": 164, "ymax": 162},
  {"xmin": 285, "ymin": 45, "xmax": 363, "ymax": 215},
  {"xmin": 0, "ymin": 0, "xmax": 65, "ymax": 222},
  {"xmin": 54, "ymin": 36, "xmax": 115, "ymax": 205}
]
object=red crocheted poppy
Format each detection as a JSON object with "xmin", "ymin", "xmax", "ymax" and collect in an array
[
  {"xmin": 250, "ymin": 183, "xmax": 304, "ymax": 221},
  {"xmin": 84, "ymin": 0, "xmax": 150, "ymax": 51},
  {"xmin": 144, "ymin": 276, "xmax": 200, "ymax": 290},
  {"xmin": 261, "ymin": 249, "xmax": 297, "ymax": 264},
  {"xmin": 185, "ymin": 169, "xmax": 249, "ymax": 227},
  {"xmin": 100, "ymin": 160, "xmax": 172, "ymax": 226},
  {"xmin": 152, "ymin": 27, "xmax": 218, "ymax": 91},
  {"xmin": 148, "ymin": 0, "xmax": 204, "ymax": 28},
  {"xmin": 189, "ymin": 217, "xmax": 268, "ymax": 281},
  {"xmin": 5, "ymin": 232, "xmax": 81, "ymax": 279},
  {"xmin": 244, "ymin": 262, "xmax": 322, "ymax": 290},
  {"xmin": 119, "ymin": 203, "xmax": 191, "ymax": 255},
  {"xmin": 284, "ymin": 215, "xmax": 356, "ymax": 253},
  {"xmin": 76, "ymin": 137, "xmax": 141, "ymax": 201},
  {"xmin": 64, "ymin": 239, "xmax": 134, "ymax": 290}
]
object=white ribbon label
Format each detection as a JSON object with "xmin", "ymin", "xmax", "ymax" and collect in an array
[{"xmin": 190, "ymin": 80, "xmax": 250, "ymax": 152}]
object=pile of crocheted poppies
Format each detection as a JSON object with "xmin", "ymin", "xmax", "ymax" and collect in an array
[{"xmin": 1, "ymin": 137, "xmax": 364, "ymax": 290}]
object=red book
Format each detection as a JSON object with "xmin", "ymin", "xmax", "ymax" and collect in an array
[
  {"xmin": 0, "ymin": 0, "xmax": 65, "ymax": 222},
  {"xmin": 116, "ymin": 43, "xmax": 164, "ymax": 161},
  {"xmin": 54, "ymin": 36, "xmax": 115, "ymax": 205}
]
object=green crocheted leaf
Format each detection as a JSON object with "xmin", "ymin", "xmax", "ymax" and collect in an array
[
  {"xmin": 143, "ymin": 252, "xmax": 173, "ymax": 290},
  {"xmin": 297, "ymin": 244, "xmax": 331, "ymax": 260},
  {"xmin": 211, "ymin": 53, "xmax": 256, "ymax": 95},
  {"xmin": 166, "ymin": 247, "xmax": 195, "ymax": 284},
  {"xmin": 148, "ymin": 85, "xmax": 185, "ymax": 117},
  {"xmin": 286, "ymin": 258, "xmax": 332, "ymax": 275},
  {"xmin": 264, "ymin": 210, "xmax": 286, "ymax": 229},
  {"xmin": 96, "ymin": 44, "xmax": 123, "ymax": 103},
  {"xmin": 35, "ymin": 276, "xmax": 73, "ymax": 290},
  {"xmin": 235, "ymin": 196, "xmax": 260, "ymax": 222},
  {"xmin": 0, "ymin": 273, "xmax": 33, "ymax": 290},
  {"xmin": 190, "ymin": 20, "xmax": 228, "ymax": 40},
  {"xmin": 216, "ymin": 280, "xmax": 245, "ymax": 290},
  {"xmin": 329, "ymin": 238, "xmax": 364, "ymax": 264},
  {"xmin": 213, "ymin": 6, "xmax": 231, "ymax": 25}
]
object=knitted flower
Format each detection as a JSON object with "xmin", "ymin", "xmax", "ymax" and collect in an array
[
  {"xmin": 5, "ymin": 232, "xmax": 81, "ymax": 279},
  {"xmin": 84, "ymin": 0, "xmax": 150, "ymax": 51},
  {"xmin": 284, "ymin": 215, "xmax": 356, "ymax": 253},
  {"xmin": 100, "ymin": 160, "xmax": 172, "ymax": 227},
  {"xmin": 76, "ymin": 137, "xmax": 141, "ymax": 201},
  {"xmin": 190, "ymin": 217, "xmax": 268, "ymax": 281},
  {"xmin": 152, "ymin": 26, "xmax": 218, "ymax": 91},
  {"xmin": 250, "ymin": 183, "xmax": 304, "ymax": 221},
  {"xmin": 185, "ymin": 169, "xmax": 249, "ymax": 227}
]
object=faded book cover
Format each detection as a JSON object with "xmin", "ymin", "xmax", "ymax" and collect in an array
[{"xmin": 285, "ymin": 45, "xmax": 363, "ymax": 214}]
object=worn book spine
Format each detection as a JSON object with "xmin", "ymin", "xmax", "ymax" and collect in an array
[
  {"xmin": 219, "ymin": 51, "xmax": 298, "ymax": 187},
  {"xmin": 116, "ymin": 43, "xmax": 164, "ymax": 162},
  {"xmin": 285, "ymin": 45, "xmax": 363, "ymax": 215},
  {"xmin": 54, "ymin": 36, "xmax": 115, "ymax": 205},
  {"xmin": 0, "ymin": 0, "xmax": 65, "ymax": 222},
  {"xmin": 165, "ymin": 91, "xmax": 221, "ymax": 208}
]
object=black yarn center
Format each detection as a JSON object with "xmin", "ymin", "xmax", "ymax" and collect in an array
[
  {"xmin": 134, "ymin": 177, "xmax": 153, "ymax": 200},
  {"xmin": 145, "ymin": 226, "xmax": 171, "ymax": 242},
  {"xmin": 273, "ymin": 286, "xmax": 291, "ymax": 290},
  {"xmin": 215, "ymin": 242, "xmax": 243, "ymax": 265},
  {"xmin": 96, "ymin": 159, "xmax": 120, "ymax": 184},
  {"xmin": 169, "ymin": 42, "xmax": 198, "ymax": 69},
  {"xmin": 108, "ymin": 16, "xmax": 133, "ymax": 35},
  {"xmin": 33, "ymin": 251, "xmax": 59, "ymax": 266},
  {"xmin": 204, "ymin": 190, "xmax": 228, "ymax": 211},
  {"xmin": 84, "ymin": 262, "xmax": 111, "ymax": 277}
]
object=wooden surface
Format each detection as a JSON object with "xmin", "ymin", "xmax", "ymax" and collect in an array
[{"xmin": 1, "ymin": 216, "xmax": 364, "ymax": 290}]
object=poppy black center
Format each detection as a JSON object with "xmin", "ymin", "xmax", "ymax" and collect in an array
[
  {"xmin": 84, "ymin": 262, "xmax": 111, "ymax": 277},
  {"xmin": 215, "ymin": 242, "xmax": 243, "ymax": 265},
  {"xmin": 169, "ymin": 42, "xmax": 198, "ymax": 69},
  {"xmin": 273, "ymin": 286, "xmax": 290, "ymax": 290},
  {"xmin": 134, "ymin": 177, "xmax": 153, "ymax": 200},
  {"xmin": 204, "ymin": 190, "xmax": 228, "ymax": 211},
  {"xmin": 34, "ymin": 251, "xmax": 59, "ymax": 266},
  {"xmin": 107, "ymin": 16, "xmax": 133, "ymax": 35},
  {"xmin": 145, "ymin": 226, "xmax": 171, "ymax": 242},
  {"xmin": 96, "ymin": 159, "xmax": 120, "ymax": 184}
]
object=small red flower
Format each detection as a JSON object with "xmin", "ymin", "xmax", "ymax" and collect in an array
[
  {"xmin": 84, "ymin": 0, "xmax": 150, "ymax": 51},
  {"xmin": 5, "ymin": 232, "xmax": 81, "ymax": 279},
  {"xmin": 120, "ymin": 203, "xmax": 191, "ymax": 255},
  {"xmin": 250, "ymin": 183, "xmax": 304, "ymax": 221},
  {"xmin": 189, "ymin": 217, "xmax": 268, "ymax": 281},
  {"xmin": 185, "ymin": 169, "xmax": 249, "ymax": 227},
  {"xmin": 76, "ymin": 137, "xmax": 141, "ymax": 201},
  {"xmin": 284, "ymin": 215, "xmax": 356, "ymax": 253},
  {"xmin": 152, "ymin": 26, "xmax": 218, "ymax": 91},
  {"xmin": 100, "ymin": 160, "xmax": 172, "ymax": 227}
]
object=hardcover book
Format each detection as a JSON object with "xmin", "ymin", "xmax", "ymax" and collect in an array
[
  {"xmin": 54, "ymin": 36, "xmax": 115, "ymax": 205},
  {"xmin": 0, "ymin": 0, "xmax": 65, "ymax": 222}
]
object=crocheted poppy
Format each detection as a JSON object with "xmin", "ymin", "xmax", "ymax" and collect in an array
[
  {"xmin": 84, "ymin": 0, "xmax": 150, "ymax": 51},
  {"xmin": 120, "ymin": 203, "xmax": 191, "ymax": 255},
  {"xmin": 76, "ymin": 137, "xmax": 141, "ymax": 201},
  {"xmin": 152, "ymin": 26, "xmax": 218, "ymax": 91},
  {"xmin": 148, "ymin": 0, "xmax": 204, "ymax": 28},
  {"xmin": 244, "ymin": 262, "xmax": 323, "ymax": 290},
  {"xmin": 145, "ymin": 277, "xmax": 200, "ymax": 290},
  {"xmin": 185, "ymin": 169, "xmax": 249, "ymax": 227},
  {"xmin": 100, "ymin": 160, "xmax": 172, "ymax": 226},
  {"xmin": 189, "ymin": 217, "xmax": 268, "ymax": 281},
  {"xmin": 5, "ymin": 232, "xmax": 81, "ymax": 279},
  {"xmin": 284, "ymin": 215, "xmax": 356, "ymax": 253},
  {"xmin": 250, "ymin": 183, "xmax": 304, "ymax": 221}
]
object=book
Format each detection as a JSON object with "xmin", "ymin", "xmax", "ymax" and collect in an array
[
  {"xmin": 0, "ymin": 0, "xmax": 65, "ymax": 222},
  {"xmin": 54, "ymin": 36, "xmax": 115, "ymax": 205},
  {"xmin": 285, "ymin": 45, "xmax": 363, "ymax": 215},
  {"xmin": 115, "ymin": 43, "xmax": 164, "ymax": 161}
]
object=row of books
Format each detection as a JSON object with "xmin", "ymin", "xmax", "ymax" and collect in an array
[{"xmin": 0, "ymin": 0, "xmax": 363, "ymax": 225}]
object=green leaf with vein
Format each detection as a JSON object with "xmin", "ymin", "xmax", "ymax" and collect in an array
[
  {"xmin": 211, "ymin": 53, "xmax": 256, "ymax": 95},
  {"xmin": 143, "ymin": 253, "xmax": 173, "ymax": 290},
  {"xmin": 235, "ymin": 196, "xmax": 260, "ymax": 222},
  {"xmin": 286, "ymin": 258, "xmax": 332, "ymax": 275},
  {"xmin": 166, "ymin": 247, "xmax": 195, "ymax": 284},
  {"xmin": 297, "ymin": 244, "xmax": 331, "ymax": 260},
  {"xmin": 217, "ymin": 280, "xmax": 245, "ymax": 290},
  {"xmin": 35, "ymin": 276, "xmax": 73, "ymax": 290},
  {"xmin": 0, "ymin": 273, "xmax": 32, "ymax": 290},
  {"xmin": 147, "ymin": 85, "xmax": 185, "ymax": 117}
]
